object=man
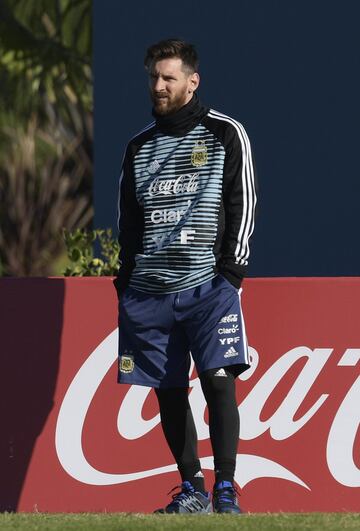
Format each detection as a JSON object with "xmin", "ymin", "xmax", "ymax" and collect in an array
[{"xmin": 115, "ymin": 38, "xmax": 257, "ymax": 514}]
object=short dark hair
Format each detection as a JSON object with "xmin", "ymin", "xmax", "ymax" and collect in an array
[{"xmin": 144, "ymin": 38, "xmax": 199, "ymax": 74}]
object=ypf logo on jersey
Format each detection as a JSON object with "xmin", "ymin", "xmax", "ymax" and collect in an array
[{"xmin": 191, "ymin": 140, "xmax": 208, "ymax": 167}]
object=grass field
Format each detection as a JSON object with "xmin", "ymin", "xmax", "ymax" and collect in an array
[{"xmin": 0, "ymin": 513, "xmax": 359, "ymax": 530}]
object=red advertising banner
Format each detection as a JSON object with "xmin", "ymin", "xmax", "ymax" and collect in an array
[{"xmin": 1, "ymin": 277, "xmax": 359, "ymax": 513}]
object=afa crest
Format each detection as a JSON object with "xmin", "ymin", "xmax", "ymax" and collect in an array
[
  {"xmin": 191, "ymin": 140, "xmax": 208, "ymax": 167},
  {"xmin": 119, "ymin": 354, "xmax": 135, "ymax": 373}
]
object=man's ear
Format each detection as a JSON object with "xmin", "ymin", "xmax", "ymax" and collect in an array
[{"xmin": 189, "ymin": 72, "xmax": 200, "ymax": 93}]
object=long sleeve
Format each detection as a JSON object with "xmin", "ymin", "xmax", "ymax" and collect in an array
[
  {"xmin": 114, "ymin": 145, "xmax": 144, "ymax": 294},
  {"xmin": 219, "ymin": 122, "xmax": 257, "ymax": 288}
]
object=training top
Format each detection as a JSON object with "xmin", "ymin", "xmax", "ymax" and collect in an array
[{"xmin": 116, "ymin": 94, "xmax": 257, "ymax": 294}]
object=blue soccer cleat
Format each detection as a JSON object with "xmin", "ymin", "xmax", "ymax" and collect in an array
[
  {"xmin": 154, "ymin": 481, "xmax": 212, "ymax": 514},
  {"xmin": 212, "ymin": 480, "xmax": 242, "ymax": 514}
]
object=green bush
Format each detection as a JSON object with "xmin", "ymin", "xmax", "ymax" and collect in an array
[{"xmin": 62, "ymin": 228, "xmax": 119, "ymax": 276}]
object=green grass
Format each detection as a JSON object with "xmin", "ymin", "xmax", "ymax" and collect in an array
[{"xmin": 0, "ymin": 513, "xmax": 359, "ymax": 531}]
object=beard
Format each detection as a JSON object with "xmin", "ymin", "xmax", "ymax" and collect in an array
[{"xmin": 151, "ymin": 87, "xmax": 189, "ymax": 116}]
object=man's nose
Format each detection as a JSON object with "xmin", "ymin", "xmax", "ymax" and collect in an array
[{"xmin": 154, "ymin": 77, "xmax": 166, "ymax": 92}]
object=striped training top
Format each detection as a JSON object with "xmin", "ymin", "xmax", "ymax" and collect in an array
[{"xmin": 116, "ymin": 105, "xmax": 257, "ymax": 294}]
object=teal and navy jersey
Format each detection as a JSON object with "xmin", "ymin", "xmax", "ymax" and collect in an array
[{"xmin": 117, "ymin": 107, "xmax": 257, "ymax": 294}]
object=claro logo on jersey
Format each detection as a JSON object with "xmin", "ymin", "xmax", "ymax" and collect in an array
[
  {"xmin": 150, "ymin": 200, "xmax": 194, "ymax": 225},
  {"xmin": 55, "ymin": 329, "xmax": 360, "ymax": 496}
]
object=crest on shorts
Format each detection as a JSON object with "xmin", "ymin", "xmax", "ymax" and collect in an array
[
  {"xmin": 191, "ymin": 140, "xmax": 207, "ymax": 167},
  {"xmin": 119, "ymin": 355, "xmax": 134, "ymax": 373}
]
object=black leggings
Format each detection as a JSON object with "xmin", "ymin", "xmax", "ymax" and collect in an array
[{"xmin": 155, "ymin": 366, "xmax": 239, "ymax": 486}]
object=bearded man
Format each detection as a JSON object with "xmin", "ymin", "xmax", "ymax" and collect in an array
[{"xmin": 115, "ymin": 38, "xmax": 257, "ymax": 514}]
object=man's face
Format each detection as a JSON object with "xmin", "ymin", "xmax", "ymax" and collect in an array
[{"xmin": 148, "ymin": 57, "xmax": 200, "ymax": 115}]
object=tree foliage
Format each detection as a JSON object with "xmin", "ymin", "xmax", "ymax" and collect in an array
[
  {"xmin": 0, "ymin": 0, "xmax": 92, "ymax": 126},
  {"xmin": 0, "ymin": 0, "xmax": 93, "ymax": 276}
]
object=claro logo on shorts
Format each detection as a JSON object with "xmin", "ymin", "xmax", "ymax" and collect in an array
[{"xmin": 218, "ymin": 325, "xmax": 239, "ymax": 335}]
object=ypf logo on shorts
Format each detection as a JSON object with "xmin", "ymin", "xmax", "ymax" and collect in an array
[
  {"xmin": 219, "ymin": 336, "xmax": 240, "ymax": 346},
  {"xmin": 119, "ymin": 355, "xmax": 134, "ymax": 374}
]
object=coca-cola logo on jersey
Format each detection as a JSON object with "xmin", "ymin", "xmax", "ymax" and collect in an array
[
  {"xmin": 148, "ymin": 173, "xmax": 199, "ymax": 197},
  {"xmin": 55, "ymin": 329, "xmax": 360, "ymax": 490}
]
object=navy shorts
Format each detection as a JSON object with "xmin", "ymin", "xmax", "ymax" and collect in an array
[{"xmin": 117, "ymin": 275, "xmax": 250, "ymax": 388}]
